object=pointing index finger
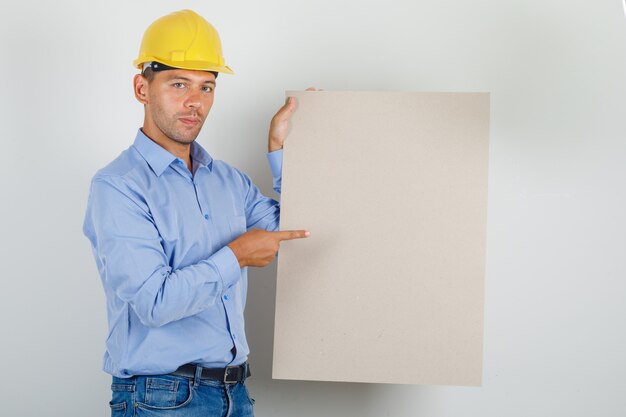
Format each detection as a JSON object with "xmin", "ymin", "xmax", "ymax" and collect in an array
[{"xmin": 275, "ymin": 230, "xmax": 310, "ymax": 241}]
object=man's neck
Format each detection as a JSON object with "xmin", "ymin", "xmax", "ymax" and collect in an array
[{"xmin": 141, "ymin": 126, "xmax": 192, "ymax": 171}]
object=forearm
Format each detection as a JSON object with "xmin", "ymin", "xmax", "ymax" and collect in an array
[
  {"xmin": 268, "ymin": 140, "xmax": 283, "ymax": 152},
  {"xmin": 125, "ymin": 246, "xmax": 240, "ymax": 327},
  {"xmin": 237, "ymin": 151, "xmax": 282, "ymax": 233},
  {"xmin": 267, "ymin": 149, "xmax": 283, "ymax": 195}
]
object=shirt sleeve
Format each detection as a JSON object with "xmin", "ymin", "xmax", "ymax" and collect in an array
[
  {"xmin": 266, "ymin": 149, "xmax": 283, "ymax": 195},
  {"xmin": 83, "ymin": 177, "xmax": 241, "ymax": 328},
  {"xmin": 232, "ymin": 151, "xmax": 283, "ymax": 232}
]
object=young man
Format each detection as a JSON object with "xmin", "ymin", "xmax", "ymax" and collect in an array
[{"xmin": 83, "ymin": 9, "xmax": 309, "ymax": 417}]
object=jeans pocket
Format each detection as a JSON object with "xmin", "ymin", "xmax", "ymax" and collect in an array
[
  {"xmin": 137, "ymin": 377, "xmax": 194, "ymax": 410},
  {"xmin": 242, "ymin": 383, "xmax": 256, "ymax": 406},
  {"xmin": 109, "ymin": 401, "xmax": 127, "ymax": 417},
  {"xmin": 110, "ymin": 381, "xmax": 134, "ymax": 417}
]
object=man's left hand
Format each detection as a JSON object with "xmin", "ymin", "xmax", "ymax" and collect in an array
[{"xmin": 268, "ymin": 87, "xmax": 319, "ymax": 152}]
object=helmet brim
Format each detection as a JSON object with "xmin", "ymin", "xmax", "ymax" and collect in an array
[{"xmin": 133, "ymin": 57, "xmax": 234, "ymax": 75}]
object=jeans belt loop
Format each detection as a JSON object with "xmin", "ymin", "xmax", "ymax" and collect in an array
[{"xmin": 193, "ymin": 365, "xmax": 203, "ymax": 388}]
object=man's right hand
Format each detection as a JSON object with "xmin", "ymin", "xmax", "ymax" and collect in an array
[{"xmin": 227, "ymin": 228, "xmax": 310, "ymax": 267}]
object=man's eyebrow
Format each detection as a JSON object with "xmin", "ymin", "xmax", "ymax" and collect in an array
[{"xmin": 168, "ymin": 76, "xmax": 216, "ymax": 85}]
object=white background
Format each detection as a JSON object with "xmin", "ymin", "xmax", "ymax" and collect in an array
[{"xmin": 1, "ymin": 0, "xmax": 625, "ymax": 416}]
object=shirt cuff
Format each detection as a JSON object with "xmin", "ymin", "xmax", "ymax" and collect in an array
[
  {"xmin": 210, "ymin": 246, "xmax": 242, "ymax": 291},
  {"xmin": 267, "ymin": 149, "xmax": 283, "ymax": 179}
]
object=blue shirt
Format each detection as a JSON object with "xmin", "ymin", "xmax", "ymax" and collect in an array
[{"xmin": 83, "ymin": 129, "xmax": 283, "ymax": 378}]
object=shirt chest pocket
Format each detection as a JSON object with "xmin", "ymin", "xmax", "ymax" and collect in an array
[
  {"xmin": 209, "ymin": 214, "xmax": 248, "ymax": 248},
  {"xmin": 227, "ymin": 215, "xmax": 247, "ymax": 237}
]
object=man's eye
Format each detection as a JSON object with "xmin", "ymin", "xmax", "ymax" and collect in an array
[
  {"xmin": 173, "ymin": 83, "xmax": 185, "ymax": 89},
  {"xmin": 202, "ymin": 86, "xmax": 213, "ymax": 92}
]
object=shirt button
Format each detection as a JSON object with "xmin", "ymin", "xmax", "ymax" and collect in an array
[
  {"xmin": 223, "ymin": 294, "xmax": 230, "ymax": 300},
  {"xmin": 204, "ymin": 214, "xmax": 209, "ymax": 220}
]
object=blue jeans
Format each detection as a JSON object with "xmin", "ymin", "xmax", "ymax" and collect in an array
[{"xmin": 109, "ymin": 373, "xmax": 255, "ymax": 417}]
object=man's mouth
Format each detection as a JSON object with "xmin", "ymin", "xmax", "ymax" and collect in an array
[{"xmin": 179, "ymin": 117, "xmax": 201, "ymax": 126}]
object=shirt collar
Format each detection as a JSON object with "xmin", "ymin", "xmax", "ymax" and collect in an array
[
  {"xmin": 132, "ymin": 129, "xmax": 213, "ymax": 177},
  {"xmin": 190, "ymin": 137, "xmax": 214, "ymax": 172}
]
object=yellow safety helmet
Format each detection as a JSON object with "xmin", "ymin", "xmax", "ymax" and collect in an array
[{"xmin": 133, "ymin": 9, "xmax": 233, "ymax": 74}]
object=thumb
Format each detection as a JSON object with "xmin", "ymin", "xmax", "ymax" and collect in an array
[{"xmin": 277, "ymin": 97, "xmax": 296, "ymax": 116}]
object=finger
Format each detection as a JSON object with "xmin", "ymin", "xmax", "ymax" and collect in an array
[{"xmin": 274, "ymin": 230, "xmax": 310, "ymax": 241}]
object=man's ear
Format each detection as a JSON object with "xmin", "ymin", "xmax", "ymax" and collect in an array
[{"xmin": 133, "ymin": 74, "xmax": 149, "ymax": 105}]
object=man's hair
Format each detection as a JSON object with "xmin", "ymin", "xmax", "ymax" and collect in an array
[
  {"xmin": 142, "ymin": 67, "xmax": 218, "ymax": 83},
  {"xmin": 142, "ymin": 67, "xmax": 157, "ymax": 83}
]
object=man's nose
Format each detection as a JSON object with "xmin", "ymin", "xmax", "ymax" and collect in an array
[{"xmin": 184, "ymin": 90, "xmax": 202, "ymax": 109}]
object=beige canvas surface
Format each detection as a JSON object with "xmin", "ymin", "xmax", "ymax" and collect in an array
[{"xmin": 272, "ymin": 91, "xmax": 489, "ymax": 386}]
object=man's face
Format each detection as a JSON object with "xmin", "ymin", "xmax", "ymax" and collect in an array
[{"xmin": 144, "ymin": 69, "xmax": 216, "ymax": 145}]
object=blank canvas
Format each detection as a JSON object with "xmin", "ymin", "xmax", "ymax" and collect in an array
[{"xmin": 272, "ymin": 91, "xmax": 489, "ymax": 386}]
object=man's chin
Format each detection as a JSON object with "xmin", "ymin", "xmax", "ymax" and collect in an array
[
  {"xmin": 170, "ymin": 129, "xmax": 202, "ymax": 144},
  {"xmin": 172, "ymin": 136, "xmax": 199, "ymax": 145}
]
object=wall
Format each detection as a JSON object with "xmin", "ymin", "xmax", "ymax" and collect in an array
[{"xmin": 1, "ymin": 0, "xmax": 625, "ymax": 416}]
